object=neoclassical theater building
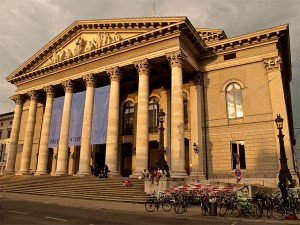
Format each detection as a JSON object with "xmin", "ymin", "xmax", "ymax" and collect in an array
[{"xmin": 4, "ymin": 17, "xmax": 297, "ymax": 185}]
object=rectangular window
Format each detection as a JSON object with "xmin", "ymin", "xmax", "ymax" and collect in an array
[
  {"xmin": 0, "ymin": 144, "xmax": 6, "ymax": 162},
  {"xmin": 7, "ymin": 129, "xmax": 11, "ymax": 138},
  {"xmin": 231, "ymin": 141, "xmax": 246, "ymax": 169},
  {"xmin": 224, "ymin": 53, "xmax": 236, "ymax": 60},
  {"xmin": 0, "ymin": 130, "xmax": 2, "ymax": 139},
  {"xmin": 0, "ymin": 123, "xmax": 3, "ymax": 127},
  {"xmin": 9, "ymin": 121, "xmax": 13, "ymax": 125}
]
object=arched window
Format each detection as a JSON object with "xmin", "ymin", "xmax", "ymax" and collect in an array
[
  {"xmin": 183, "ymin": 92, "xmax": 189, "ymax": 129},
  {"xmin": 149, "ymin": 97, "xmax": 159, "ymax": 133},
  {"xmin": 226, "ymin": 83, "xmax": 244, "ymax": 119},
  {"xmin": 123, "ymin": 101, "xmax": 134, "ymax": 135}
]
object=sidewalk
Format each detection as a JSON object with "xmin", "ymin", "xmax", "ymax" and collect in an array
[{"xmin": 4, "ymin": 192, "xmax": 300, "ymax": 224}]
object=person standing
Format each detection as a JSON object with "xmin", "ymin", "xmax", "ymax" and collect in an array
[{"xmin": 104, "ymin": 164, "xmax": 110, "ymax": 178}]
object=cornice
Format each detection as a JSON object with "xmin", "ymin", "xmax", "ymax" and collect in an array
[
  {"xmin": 205, "ymin": 24, "xmax": 288, "ymax": 53},
  {"xmin": 8, "ymin": 19, "xmax": 206, "ymax": 86},
  {"xmin": 6, "ymin": 17, "xmax": 188, "ymax": 82}
]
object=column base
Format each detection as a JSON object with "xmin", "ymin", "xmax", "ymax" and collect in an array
[
  {"xmin": 34, "ymin": 171, "xmax": 50, "ymax": 176},
  {"xmin": 189, "ymin": 171, "xmax": 206, "ymax": 180},
  {"xmin": 75, "ymin": 172, "xmax": 93, "ymax": 177},
  {"xmin": 16, "ymin": 171, "xmax": 30, "ymax": 175},
  {"xmin": 4, "ymin": 170, "xmax": 15, "ymax": 175},
  {"xmin": 108, "ymin": 171, "xmax": 121, "ymax": 177},
  {"xmin": 130, "ymin": 171, "xmax": 142, "ymax": 178},
  {"xmin": 54, "ymin": 171, "xmax": 69, "ymax": 176},
  {"xmin": 170, "ymin": 170, "xmax": 188, "ymax": 178}
]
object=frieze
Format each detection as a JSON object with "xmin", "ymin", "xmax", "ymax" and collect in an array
[
  {"xmin": 263, "ymin": 57, "xmax": 281, "ymax": 72},
  {"xmin": 43, "ymin": 32, "xmax": 124, "ymax": 68}
]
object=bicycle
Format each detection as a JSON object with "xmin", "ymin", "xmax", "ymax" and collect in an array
[{"xmin": 230, "ymin": 197, "xmax": 259, "ymax": 219}]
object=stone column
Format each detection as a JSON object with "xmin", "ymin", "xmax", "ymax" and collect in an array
[
  {"xmin": 4, "ymin": 95, "xmax": 24, "ymax": 174},
  {"xmin": 77, "ymin": 74, "xmax": 96, "ymax": 176},
  {"xmin": 35, "ymin": 86, "xmax": 55, "ymax": 175},
  {"xmin": 166, "ymin": 50, "xmax": 187, "ymax": 178},
  {"xmin": 189, "ymin": 76, "xmax": 205, "ymax": 179},
  {"xmin": 132, "ymin": 59, "xmax": 150, "ymax": 177},
  {"xmin": 55, "ymin": 80, "xmax": 74, "ymax": 176},
  {"xmin": 18, "ymin": 91, "xmax": 39, "ymax": 174},
  {"xmin": 105, "ymin": 67, "xmax": 121, "ymax": 176}
]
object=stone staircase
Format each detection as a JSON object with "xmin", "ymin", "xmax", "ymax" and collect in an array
[{"xmin": 0, "ymin": 175, "xmax": 151, "ymax": 203}]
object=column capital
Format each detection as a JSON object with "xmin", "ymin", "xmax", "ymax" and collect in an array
[
  {"xmin": 27, "ymin": 90, "xmax": 39, "ymax": 101},
  {"xmin": 263, "ymin": 57, "xmax": 281, "ymax": 72},
  {"xmin": 62, "ymin": 80, "xmax": 74, "ymax": 93},
  {"xmin": 106, "ymin": 67, "xmax": 122, "ymax": 82},
  {"xmin": 166, "ymin": 50, "xmax": 185, "ymax": 68},
  {"xmin": 83, "ymin": 73, "xmax": 97, "ymax": 88},
  {"xmin": 10, "ymin": 94, "xmax": 25, "ymax": 105},
  {"xmin": 134, "ymin": 59, "xmax": 150, "ymax": 75},
  {"xmin": 43, "ymin": 85, "xmax": 56, "ymax": 98}
]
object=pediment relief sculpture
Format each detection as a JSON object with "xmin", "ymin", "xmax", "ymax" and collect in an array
[{"xmin": 42, "ymin": 32, "xmax": 127, "ymax": 68}]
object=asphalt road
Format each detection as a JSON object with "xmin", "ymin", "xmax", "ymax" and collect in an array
[{"xmin": 0, "ymin": 199, "xmax": 265, "ymax": 225}]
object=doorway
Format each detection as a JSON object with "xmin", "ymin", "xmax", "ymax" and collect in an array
[{"xmin": 121, "ymin": 143, "xmax": 132, "ymax": 177}]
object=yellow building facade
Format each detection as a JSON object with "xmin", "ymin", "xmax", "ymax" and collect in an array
[{"xmin": 4, "ymin": 17, "xmax": 297, "ymax": 186}]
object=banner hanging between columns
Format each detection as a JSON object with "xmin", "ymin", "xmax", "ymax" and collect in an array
[
  {"xmin": 91, "ymin": 85, "xmax": 110, "ymax": 144},
  {"xmin": 48, "ymin": 85, "xmax": 110, "ymax": 148},
  {"xmin": 68, "ymin": 91, "xmax": 85, "ymax": 146},
  {"xmin": 48, "ymin": 96, "xmax": 64, "ymax": 148}
]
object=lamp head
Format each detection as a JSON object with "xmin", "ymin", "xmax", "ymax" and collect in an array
[{"xmin": 275, "ymin": 114, "xmax": 284, "ymax": 130}]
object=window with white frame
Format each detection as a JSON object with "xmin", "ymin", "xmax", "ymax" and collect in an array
[
  {"xmin": 231, "ymin": 141, "xmax": 246, "ymax": 169},
  {"xmin": 226, "ymin": 82, "xmax": 244, "ymax": 119}
]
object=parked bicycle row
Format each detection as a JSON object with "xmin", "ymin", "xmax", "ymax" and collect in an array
[{"xmin": 144, "ymin": 183, "xmax": 300, "ymax": 220}]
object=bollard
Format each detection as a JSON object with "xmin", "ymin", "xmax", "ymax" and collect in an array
[{"xmin": 209, "ymin": 202, "xmax": 217, "ymax": 216}]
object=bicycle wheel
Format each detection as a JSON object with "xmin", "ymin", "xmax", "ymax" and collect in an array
[
  {"xmin": 145, "ymin": 199, "xmax": 156, "ymax": 212},
  {"xmin": 248, "ymin": 204, "xmax": 259, "ymax": 219},
  {"xmin": 229, "ymin": 204, "xmax": 239, "ymax": 217},
  {"xmin": 294, "ymin": 205, "xmax": 300, "ymax": 220},
  {"xmin": 218, "ymin": 204, "xmax": 227, "ymax": 217},
  {"xmin": 272, "ymin": 205, "xmax": 286, "ymax": 220},
  {"xmin": 174, "ymin": 202, "xmax": 185, "ymax": 214},
  {"xmin": 265, "ymin": 205, "xmax": 272, "ymax": 218},
  {"xmin": 162, "ymin": 200, "xmax": 173, "ymax": 212}
]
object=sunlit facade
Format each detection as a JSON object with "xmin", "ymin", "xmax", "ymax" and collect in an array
[{"xmin": 4, "ymin": 17, "xmax": 297, "ymax": 186}]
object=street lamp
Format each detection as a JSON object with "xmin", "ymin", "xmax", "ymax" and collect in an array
[
  {"xmin": 275, "ymin": 114, "xmax": 293, "ymax": 187},
  {"xmin": 155, "ymin": 108, "xmax": 170, "ymax": 177}
]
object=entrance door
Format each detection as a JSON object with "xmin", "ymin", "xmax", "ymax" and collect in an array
[
  {"xmin": 47, "ymin": 148, "xmax": 54, "ymax": 174},
  {"xmin": 94, "ymin": 144, "xmax": 106, "ymax": 176},
  {"xmin": 121, "ymin": 143, "xmax": 132, "ymax": 177},
  {"xmin": 148, "ymin": 141, "xmax": 159, "ymax": 170}
]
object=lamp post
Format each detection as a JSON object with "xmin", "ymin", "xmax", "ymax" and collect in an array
[
  {"xmin": 155, "ymin": 109, "xmax": 170, "ymax": 177},
  {"xmin": 275, "ymin": 114, "xmax": 293, "ymax": 187}
]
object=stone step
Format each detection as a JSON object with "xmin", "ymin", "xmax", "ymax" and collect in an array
[{"xmin": 0, "ymin": 175, "xmax": 150, "ymax": 203}]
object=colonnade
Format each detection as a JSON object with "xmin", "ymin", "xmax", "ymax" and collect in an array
[{"xmin": 5, "ymin": 50, "xmax": 202, "ymax": 178}]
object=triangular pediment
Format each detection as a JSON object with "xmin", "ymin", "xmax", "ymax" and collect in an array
[
  {"xmin": 38, "ymin": 31, "xmax": 138, "ymax": 69},
  {"xmin": 6, "ymin": 17, "xmax": 189, "ymax": 81}
]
